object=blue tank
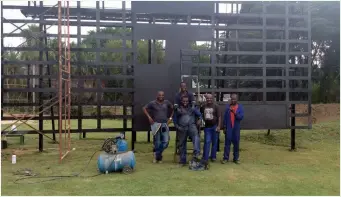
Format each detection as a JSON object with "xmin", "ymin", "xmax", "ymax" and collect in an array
[
  {"xmin": 116, "ymin": 139, "xmax": 128, "ymax": 152},
  {"xmin": 97, "ymin": 151, "xmax": 136, "ymax": 173}
]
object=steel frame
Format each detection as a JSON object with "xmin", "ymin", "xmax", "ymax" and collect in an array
[
  {"xmin": 1, "ymin": 1, "xmax": 312, "ymax": 151},
  {"xmin": 1, "ymin": 1, "xmax": 72, "ymax": 161},
  {"xmin": 57, "ymin": 1, "xmax": 71, "ymax": 162},
  {"xmin": 180, "ymin": 2, "xmax": 311, "ymax": 113}
]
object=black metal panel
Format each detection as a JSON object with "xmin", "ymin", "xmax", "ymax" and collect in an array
[
  {"xmin": 131, "ymin": 1, "xmax": 214, "ymax": 15},
  {"xmin": 133, "ymin": 64, "xmax": 176, "ymax": 131}
]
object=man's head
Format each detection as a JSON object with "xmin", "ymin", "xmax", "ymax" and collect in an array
[
  {"xmin": 156, "ymin": 91, "xmax": 165, "ymax": 102},
  {"xmin": 181, "ymin": 95, "xmax": 189, "ymax": 107},
  {"xmin": 205, "ymin": 94, "xmax": 213, "ymax": 104},
  {"xmin": 180, "ymin": 82, "xmax": 187, "ymax": 92},
  {"xmin": 230, "ymin": 93, "xmax": 238, "ymax": 105}
]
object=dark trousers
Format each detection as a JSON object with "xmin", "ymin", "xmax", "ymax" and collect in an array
[
  {"xmin": 202, "ymin": 126, "xmax": 218, "ymax": 161},
  {"xmin": 177, "ymin": 124, "xmax": 200, "ymax": 164},
  {"xmin": 223, "ymin": 127, "xmax": 240, "ymax": 161}
]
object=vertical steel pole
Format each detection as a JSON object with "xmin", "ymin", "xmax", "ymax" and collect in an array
[
  {"xmin": 290, "ymin": 104, "xmax": 296, "ymax": 151},
  {"xmin": 58, "ymin": 1, "xmax": 62, "ymax": 162},
  {"xmin": 67, "ymin": 1, "xmax": 71, "ymax": 152}
]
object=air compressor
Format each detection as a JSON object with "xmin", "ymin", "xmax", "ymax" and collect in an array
[{"xmin": 97, "ymin": 136, "xmax": 136, "ymax": 174}]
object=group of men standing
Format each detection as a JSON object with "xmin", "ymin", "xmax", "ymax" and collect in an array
[{"xmin": 142, "ymin": 82, "xmax": 244, "ymax": 167}]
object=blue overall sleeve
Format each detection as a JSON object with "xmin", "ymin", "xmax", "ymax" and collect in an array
[
  {"xmin": 172, "ymin": 110, "xmax": 178, "ymax": 125},
  {"xmin": 193, "ymin": 108, "xmax": 203, "ymax": 120},
  {"xmin": 223, "ymin": 105, "xmax": 229, "ymax": 128},
  {"xmin": 188, "ymin": 92, "xmax": 195, "ymax": 104},
  {"xmin": 235, "ymin": 104, "xmax": 244, "ymax": 121},
  {"xmin": 174, "ymin": 93, "xmax": 181, "ymax": 105}
]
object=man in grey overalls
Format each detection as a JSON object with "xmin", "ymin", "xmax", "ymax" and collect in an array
[{"xmin": 173, "ymin": 95, "xmax": 203, "ymax": 166}]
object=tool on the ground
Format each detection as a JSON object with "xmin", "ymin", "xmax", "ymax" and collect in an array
[
  {"xmin": 97, "ymin": 136, "xmax": 136, "ymax": 174},
  {"xmin": 188, "ymin": 157, "xmax": 209, "ymax": 171}
]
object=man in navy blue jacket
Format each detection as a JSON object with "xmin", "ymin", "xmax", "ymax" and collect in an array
[{"xmin": 221, "ymin": 93, "xmax": 244, "ymax": 164}]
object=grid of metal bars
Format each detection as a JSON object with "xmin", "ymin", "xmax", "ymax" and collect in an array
[
  {"xmin": 180, "ymin": 2, "xmax": 312, "ymax": 129},
  {"xmin": 1, "ymin": 1, "xmax": 72, "ymax": 161},
  {"xmin": 1, "ymin": 2, "xmax": 135, "ymax": 140},
  {"xmin": 1, "ymin": 1, "xmax": 312, "ymax": 153}
]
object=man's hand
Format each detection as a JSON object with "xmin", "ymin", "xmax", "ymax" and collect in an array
[
  {"xmin": 167, "ymin": 118, "xmax": 172, "ymax": 125},
  {"xmin": 175, "ymin": 124, "xmax": 180, "ymax": 131},
  {"xmin": 148, "ymin": 117, "xmax": 154, "ymax": 125},
  {"xmin": 215, "ymin": 126, "xmax": 220, "ymax": 132},
  {"xmin": 196, "ymin": 119, "xmax": 202, "ymax": 126},
  {"xmin": 230, "ymin": 108, "xmax": 236, "ymax": 115}
]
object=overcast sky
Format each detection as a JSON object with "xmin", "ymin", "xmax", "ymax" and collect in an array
[{"xmin": 2, "ymin": 1, "xmax": 237, "ymax": 47}]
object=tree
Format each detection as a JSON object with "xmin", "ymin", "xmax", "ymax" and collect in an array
[{"xmin": 310, "ymin": 1, "xmax": 340, "ymax": 103}]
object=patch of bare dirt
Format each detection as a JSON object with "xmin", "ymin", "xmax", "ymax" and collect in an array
[{"xmin": 296, "ymin": 103, "xmax": 340, "ymax": 124}]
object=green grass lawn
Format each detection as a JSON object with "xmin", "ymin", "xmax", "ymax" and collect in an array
[{"xmin": 1, "ymin": 120, "xmax": 340, "ymax": 196}]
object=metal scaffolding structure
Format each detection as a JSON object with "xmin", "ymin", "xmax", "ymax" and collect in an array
[
  {"xmin": 58, "ymin": 1, "xmax": 71, "ymax": 162},
  {"xmin": 1, "ymin": 1, "xmax": 71, "ymax": 162},
  {"xmin": 1, "ymin": 1, "xmax": 312, "ymax": 151}
]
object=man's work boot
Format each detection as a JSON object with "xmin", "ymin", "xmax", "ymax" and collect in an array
[
  {"xmin": 221, "ymin": 159, "xmax": 228, "ymax": 164},
  {"xmin": 210, "ymin": 158, "xmax": 216, "ymax": 162},
  {"xmin": 233, "ymin": 160, "xmax": 240, "ymax": 165}
]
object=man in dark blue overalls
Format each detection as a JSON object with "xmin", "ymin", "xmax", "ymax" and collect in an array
[
  {"xmin": 174, "ymin": 82, "xmax": 200, "ymax": 155},
  {"xmin": 221, "ymin": 93, "xmax": 244, "ymax": 164},
  {"xmin": 173, "ymin": 95, "xmax": 203, "ymax": 167}
]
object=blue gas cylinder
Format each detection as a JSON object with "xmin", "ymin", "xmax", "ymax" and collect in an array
[
  {"xmin": 116, "ymin": 139, "xmax": 128, "ymax": 152},
  {"xmin": 97, "ymin": 151, "xmax": 136, "ymax": 173}
]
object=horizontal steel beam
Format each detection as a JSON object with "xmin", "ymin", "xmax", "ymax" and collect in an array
[
  {"xmin": 1, "ymin": 115, "xmax": 133, "ymax": 121},
  {"xmin": 215, "ymin": 101, "xmax": 309, "ymax": 105},
  {"xmin": 214, "ymin": 38, "xmax": 309, "ymax": 43},
  {"xmin": 199, "ymin": 76, "xmax": 309, "ymax": 80},
  {"xmin": 199, "ymin": 88, "xmax": 310, "ymax": 92},
  {"xmin": 182, "ymin": 50, "xmax": 309, "ymax": 56},
  {"xmin": 195, "ymin": 63, "xmax": 310, "ymax": 68},
  {"xmin": 2, "ymin": 75, "xmax": 134, "ymax": 80},
  {"xmin": 2, "ymin": 60, "xmax": 132, "ymax": 66},
  {"xmin": 2, "ymin": 102, "xmax": 134, "ymax": 106},
  {"xmin": 2, "ymin": 88, "xmax": 134, "ymax": 93},
  {"xmin": 1, "ymin": 128, "xmax": 131, "ymax": 135},
  {"xmin": 2, "ymin": 47, "xmax": 135, "ymax": 53},
  {"xmin": 2, "ymin": 19, "xmax": 133, "ymax": 27},
  {"xmin": 215, "ymin": 13, "xmax": 307, "ymax": 20},
  {"xmin": 214, "ymin": 25, "xmax": 308, "ymax": 31},
  {"xmin": 2, "ymin": 33, "xmax": 133, "ymax": 40}
]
